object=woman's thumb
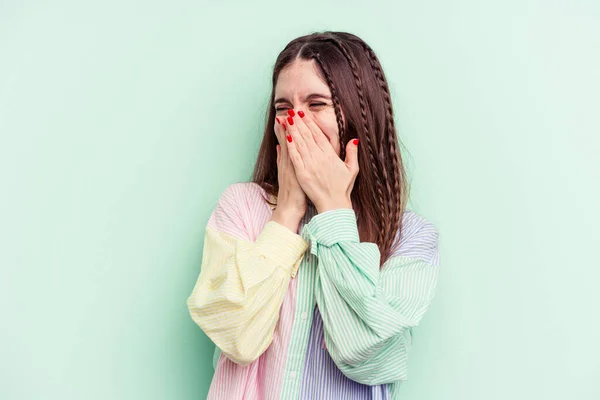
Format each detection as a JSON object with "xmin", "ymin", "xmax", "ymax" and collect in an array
[{"xmin": 344, "ymin": 138, "xmax": 359, "ymax": 171}]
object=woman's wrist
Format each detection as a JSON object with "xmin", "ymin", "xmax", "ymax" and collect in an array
[
  {"xmin": 270, "ymin": 208, "xmax": 304, "ymax": 233},
  {"xmin": 315, "ymin": 198, "xmax": 353, "ymax": 214}
]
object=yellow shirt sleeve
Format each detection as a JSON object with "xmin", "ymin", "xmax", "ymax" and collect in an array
[{"xmin": 187, "ymin": 220, "xmax": 308, "ymax": 366}]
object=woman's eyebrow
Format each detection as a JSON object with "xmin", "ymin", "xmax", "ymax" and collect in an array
[{"xmin": 274, "ymin": 93, "xmax": 332, "ymax": 104}]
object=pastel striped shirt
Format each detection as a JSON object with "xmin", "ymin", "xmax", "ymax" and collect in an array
[{"xmin": 187, "ymin": 182, "xmax": 440, "ymax": 399}]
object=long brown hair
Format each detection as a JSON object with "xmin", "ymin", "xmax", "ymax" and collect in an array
[{"xmin": 252, "ymin": 31, "xmax": 409, "ymax": 268}]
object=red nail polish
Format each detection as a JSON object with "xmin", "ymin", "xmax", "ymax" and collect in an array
[
  {"xmin": 287, "ymin": 116, "xmax": 294, "ymax": 125},
  {"xmin": 282, "ymin": 122, "xmax": 287, "ymax": 131},
  {"xmin": 275, "ymin": 117, "xmax": 280, "ymax": 124},
  {"xmin": 353, "ymin": 138, "xmax": 359, "ymax": 145},
  {"xmin": 286, "ymin": 134, "xmax": 292, "ymax": 143},
  {"xmin": 298, "ymin": 110, "xmax": 305, "ymax": 118},
  {"xmin": 288, "ymin": 109, "xmax": 295, "ymax": 117}
]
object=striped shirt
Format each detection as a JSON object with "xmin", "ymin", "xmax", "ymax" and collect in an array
[{"xmin": 187, "ymin": 182, "xmax": 440, "ymax": 399}]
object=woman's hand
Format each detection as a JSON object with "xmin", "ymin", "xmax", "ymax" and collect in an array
[
  {"xmin": 284, "ymin": 110, "xmax": 359, "ymax": 214},
  {"xmin": 270, "ymin": 116, "xmax": 307, "ymax": 232}
]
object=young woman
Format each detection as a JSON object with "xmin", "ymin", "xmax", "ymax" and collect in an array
[{"xmin": 187, "ymin": 31, "xmax": 440, "ymax": 400}]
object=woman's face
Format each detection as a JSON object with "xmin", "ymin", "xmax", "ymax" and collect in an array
[{"xmin": 274, "ymin": 58, "xmax": 342, "ymax": 156}]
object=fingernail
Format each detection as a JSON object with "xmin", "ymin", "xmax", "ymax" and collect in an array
[
  {"xmin": 287, "ymin": 116, "xmax": 294, "ymax": 125},
  {"xmin": 287, "ymin": 109, "xmax": 295, "ymax": 117},
  {"xmin": 286, "ymin": 134, "xmax": 292, "ymax": 142},
  {"xmin": 275, "ymin": 117, "xmax": 280, "ymax": 124},
  {"xmin": 298, "ymin": 110, "xmax": 305, "ymax": 118},
  {"xmin": 282, "ymin": 120, "xmax": 287, "ymax": 131},
  {"xmin": 353, "ymin": 138, "xmax": 359, "ymax": 145}
]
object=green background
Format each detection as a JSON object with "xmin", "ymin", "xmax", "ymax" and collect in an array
[{"xmin": 1, "ymin": 1, "xmax": 598, "ymax": 399}]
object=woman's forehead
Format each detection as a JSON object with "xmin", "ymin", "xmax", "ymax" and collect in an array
[{"xmin": 276, "ymin": 60, "xmax": 328, "ymax": 91}]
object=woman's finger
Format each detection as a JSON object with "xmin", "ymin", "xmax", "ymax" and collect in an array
[
  {"xmin": 274, "ymin": 117, "xmax": 284, "ymax": 145},
  {"xmin": 285, "ymin": 126, "xmax": 306, "ymax": 173},
  {"xmin": 277, "ymin": 119, "xmax": 294, "ymax": 170},
  {"xmin": 276, "ymin": 144, "xmax": 280, "ymax": 164},
  {"xmin": 285, "ymin": 114, "xmax": 311, "ymax": 162},
  {"xmin": 301, "ymin": 112, "xmax": 337, "ymax": 156},
  {"xmin": 293, "ymin": 110, "xmax": 319, "ymax": 153}
]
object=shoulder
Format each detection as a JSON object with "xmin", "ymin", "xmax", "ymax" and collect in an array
[
  {"xmin": 400, "ymin": 210, "xmax": 439, "ymax": 242},
  {"xmin": 208, "ymin": 182, "xmax": 274, "ymax": 241},
  {"xmin": 217, "ymin": 181, "xmax": 269, "ymax": 204},
  {"xmin": 392, "ymin": 210, "xmax": 440, "ymax": 266}
]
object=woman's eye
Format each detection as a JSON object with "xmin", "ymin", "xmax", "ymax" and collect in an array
[{"xmin": 275, "ymin": 103, "xmax": 326, "ymax": 112}]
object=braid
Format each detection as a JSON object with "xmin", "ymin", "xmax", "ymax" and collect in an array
[
  {"xmin": 312, "ymin": 53, "xmax": 345, "ymax": 156},
  {"xmin": 360, "ymin": 41, "xmax": 404, "ymax": 258},
  {"xmin": 323, "ymin": 35, "xmax": 390, "ymax": 251}
]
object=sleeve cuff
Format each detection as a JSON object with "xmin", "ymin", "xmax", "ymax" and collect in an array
[
  {"xmin": 255, "ymin": 221, "xmax": 309, "ymax": 278},
  {"xmin": 300, "ymin": 208, "xmax": 359, "ymax": 254}
]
